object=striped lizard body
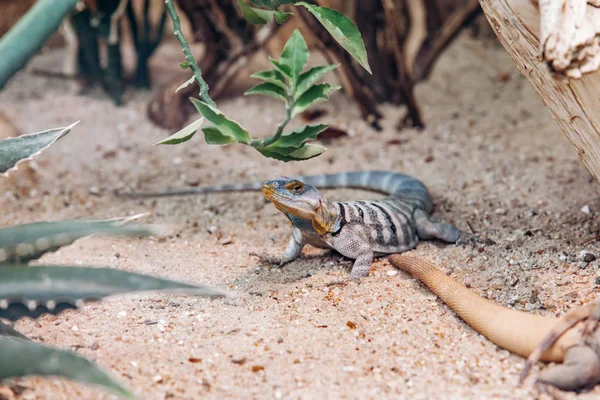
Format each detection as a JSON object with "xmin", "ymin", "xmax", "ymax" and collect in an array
[{"xmin": 127, "ymin": 171, "xmax": 472, "ymax": 278}]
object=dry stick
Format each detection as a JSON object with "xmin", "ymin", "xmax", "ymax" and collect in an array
[{"xmin": 164, "ymin": 0, "xmax": 215, "ymax": 107}]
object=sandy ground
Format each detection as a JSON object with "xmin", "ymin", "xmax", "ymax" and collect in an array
[{"xmin": 2, "ymin": 31, "xmax": 600, "ymax": 400}]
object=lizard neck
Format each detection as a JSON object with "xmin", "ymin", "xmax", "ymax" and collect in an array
[{"xmin": 283, "ymin": 200, "xmax": 341, "ymax": 236}]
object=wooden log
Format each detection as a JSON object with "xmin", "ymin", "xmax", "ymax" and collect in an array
[{"xmin": 479, "ymin": 0, "xmax": 600, "ymax": 181}]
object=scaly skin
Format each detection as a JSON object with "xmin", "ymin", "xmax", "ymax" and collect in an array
[
  {"xmin": 126, "ymin": 171, "xmax": 475, "ymax": 278},
  {"xmin": 389, "ymin": 253, "xmax": 600, "ymax": 392}
]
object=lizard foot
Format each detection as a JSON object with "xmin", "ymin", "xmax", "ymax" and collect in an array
[
  {"xmin": 455, "ymin": 232, "xmax": 481, "ymax": 246},
  {"xmin": 249, "ymin": 252, "xmax": 288, "ymax": 267}
]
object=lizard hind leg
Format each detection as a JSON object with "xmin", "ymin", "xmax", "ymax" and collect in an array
[
  {"xmin": 413, "ymin": 209, "xmax": 463, "ymax": 243},
  {"xmin": 537, "ymin": 346, "xmax": 600, "ymax": 391}
]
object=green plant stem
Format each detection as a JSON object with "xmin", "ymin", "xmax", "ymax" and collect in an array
[
  {"xmin": 164, "ymin": 0, "xmax": 215, "ymax": 107},
  {"xmin": 0, "ymin": 0, "xmax": 78, "ymax": 89},
  {"xmin": 253, "ymin": 91, "xmax": 295, "ymax": 148}
]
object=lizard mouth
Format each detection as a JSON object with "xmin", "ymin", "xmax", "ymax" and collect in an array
[{"xmin": 262, "ymin": 184, "xmax": 310, "ymax": 218}]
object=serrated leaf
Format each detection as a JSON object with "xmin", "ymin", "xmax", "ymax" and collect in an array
[
  {"xmin": 267, "ymin": 124, "xmax": 327, "ymax": 154},
  {"xmin": 237, "ymin": 0, "xmax": 273, "ymax": 24},
  {"xmin": 0, "ymin": 265, "xmax": 228, "ymax": 321},
  {"xmin": 154, "ymin": 117, "xmax": 204, "ymax": 146},
  {"xmin": 0, "ymin": 336, "xmax": 135, "ymax": 399},
  {"xmin": 274, "ymin": 10, "xmax": 292, "ymax": 24},
  {"xmin": 245, "ymin": 82, "xmax": 287, "ymax": 103},
  {"xmin": 190, "ymin": 99, "xmax": 251, "ymax": 145},
  {"xmin": 297, "ymin": 3, "xmax": 371, "ymax": 74},
  {"xmin": 175, "ymin": 76, "xmax": 195, "ymax": 93},
  {"xmin": 269, "ymin": 57, "xmax": 292, "ymax": 78},
  {"xmin": 295, "ymin": 64, "xmax": 338, "ymax": 99},
  {"xmin": 292, "ymin": 83, "xmax": 340, "ymax": 117},
  {"xmin": 0, "ymin": 321, "xmax": 27, "ymax": 340},
  {"xmin": 179, "ymin": 61, "xmax": 190, "ymax": 69},
  {"xmin": 250, "ymin": 69, "xmax": 287, "ymax": 90},
  {"xmin": 0, "ymin": 221, "xmax": 155, "ymax": 264},
  {"xmin": 202, "ymin": 127, "xmax": 237, "ymax": 145},
  {"xmin": 280, "ymin": 30, "xmax": 308, "ymax": 81},
  {"xmin": 256, "ymin": 143, "xmax": 326, "ymax": 161},
  {"xmin": 0, "ymin": 122, "xmax": 77, "ymax": 176}
]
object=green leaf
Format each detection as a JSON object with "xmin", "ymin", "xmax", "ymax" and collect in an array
[
  {"xmin": 154, "ymin": 117, "xmax": 204, "ymax": 145},
  {"xmin": 269, "ymin": 57, "xmax": 292, "ymax": 78},
  {"xmin": 237, "ymin": 0, "xmax": 274, "ymax": 24},
  {"xmin": 0, "ymin": 265, "xmax": 228, "ymax": 321},
  {"xmin": 292, "ymin": 83, "xmax": 340, "ymax": 117},
  {"xmin": 245, "ymin": 82, "xmax": 288, "ymax": 103},
  {"xmin": 190, "ymin": 99, "xmax": 251, "ymax": 145},
  {"xmin": 175, "ymin": 76, "xmax": 195, "ymax": 93},
  {"xmin": 250, "ymin": 69, "xmax": 287, "ymax": 90},
  {"xmin": 297, "ymin": 3, "xmax": 371, "ymax": 74},
  {"xmin": 255, "ymin": 124, "xmax": 327, "ymax": 161},
  {"xmin": 274, "ymin": 10, "xmax": 293, "ymax": 24},
  {"xmin": 0, "ymin": 221, "xmax": 155, "ymax": 264},
  {"xmin": 0, "ymin": 336, "xmax": 135, "ymax": 399},
  {"xmin": 269, "ymin": 124, "xmax": 327, "ymax": 154},
  {"xmin": 256, "ymin": 143, "xmax": 326, "ymax": 161},
  {"xmin": 179, "ymin": 61, "xmax": 190, "ymax": 69},
  {"xmin": 0, "ymin": 321, "xmax": 27, "ymax": 340},
  {"xmin": 0, "ymin": 122, "xmax": 77, "ymax": 175},
  {"xmin": 295, "ymin": 64, "xmax": 339, "ymax": 99},
  {"xmin": 248, "ymin": 0, "xmax": 298, "ymax": 9},
  {"xmin": 279, "ymin": 29, "xmax": 308, "ymax": 81},
  {"xmin": 202, "ymin": 127, "xmax": 237, "ymax": 145}
]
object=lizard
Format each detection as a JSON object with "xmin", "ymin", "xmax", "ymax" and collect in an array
[
  {"xmin": 388, "ymin": 253, "xmax": 600, "ymax": 392},
  {"xmin": 126, "ymin": 170, "xmax": 476, "ymax": 278}
]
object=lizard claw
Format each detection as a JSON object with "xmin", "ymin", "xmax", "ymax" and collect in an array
[
  {"xmin": 249, "ymin": 252, "xmax": 288, "ymax": 267},
  {"xmin": 455, "ymin": 232, "xmax": 481, "ymax": 246}
]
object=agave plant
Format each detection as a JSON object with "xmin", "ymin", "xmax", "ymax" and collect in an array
[{"xmin": 0, "ymin": 124, "xmax": 227, "ymax": 398}]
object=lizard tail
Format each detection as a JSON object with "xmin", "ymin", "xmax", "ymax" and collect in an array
[
  {"xmin": 121, "ymin": 171, "xmax": 433, "ymax": 212},
  {"xmin": 120, "ymin": 181, "xmax": 264, "ymax": 198},
  {"xmin": 389, "ymin": 254, "xmax": 567, "ymax": 362},
  {"xmin": 294, "ymin": 171, "xmax": 433, "ymax": 213}
]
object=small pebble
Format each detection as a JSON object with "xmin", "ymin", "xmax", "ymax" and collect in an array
[
  {"xmin": 387, "ymin": 270, "xmax": 398, "ymax": 276},
  {"xmin": 581, "ymin": 205, "xmax": 591, "ymax": 214},
  {"xmin": 595, "ymin": 276, "xmax": 600, "ymax": 285},
  {"xmin": 580, "ymin": 251, "xmax": 596, "ymax": 263},
  {"xmin": 152, "ymin": 375, "xmax": 163, "ymax": 384}
]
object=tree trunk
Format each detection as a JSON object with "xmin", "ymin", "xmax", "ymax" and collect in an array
[{"xmin": 479, "ymin": 0, "xmax": 600, "ymax": 181}]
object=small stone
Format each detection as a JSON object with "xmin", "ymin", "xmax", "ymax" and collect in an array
[
  {"xmin": 494, "ymin": 208, "xmax": 507, "ymax": 215},
  {"xmin": 581, "ymin": 205, "xmax": 591, "ymax": 214},
  {"xmin": 251, "ymin": 365, "xmax": 264, "ymax": 372},
  {"xmin": 117, "ymin": 311, "xmax": 127, "ymax": 318},
  {"xmin": 386, "ymin": 270, "xmax": 398, "ymax": 276},
  {"xmin": 580, "ymin": 251, "xmax": 596, "ymax": 263},
  {"xmin": 71, "ymin": 326, "xmax": 78, "ymax": 332},
  {"xmin": 595, "ymin": 276, "xmax": 600, "ymax": 285},
  {"xmin": 152, "ymin": 375, "xmax": 163, "ymax": 384},
  {"xmin": 231, "ymin": 357, "xmax": 247, "ymax": 365},
  {"xmin": 346, "ymin": 321, "xmax": 357, "ymax": 329},
  {"xmin": 208, "ymin": 226, "xmax": 217, "ymax": 234}
]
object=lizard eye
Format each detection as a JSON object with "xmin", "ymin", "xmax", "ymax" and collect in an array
[{"xmin": 285, "ymin": 182, "xmax": 304, "ymax": 192}]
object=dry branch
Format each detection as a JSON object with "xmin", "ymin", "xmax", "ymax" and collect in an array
[{"xmin": 479, "ymin": 0, "xmax": 600, "ymax": 181}]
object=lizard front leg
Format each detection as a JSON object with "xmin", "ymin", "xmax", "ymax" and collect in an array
[
  {"xmin": 329, "ymin": 226, "xmax": 374, "ymax": 279},
  {"xmin": 251, "ymin": 228, "xmax": 305, "ymax": 266}
]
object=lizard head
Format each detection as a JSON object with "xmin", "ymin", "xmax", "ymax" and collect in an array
[{"xmin": 262, "ymin": 177, "xmax": 339, "ymax": 235}]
